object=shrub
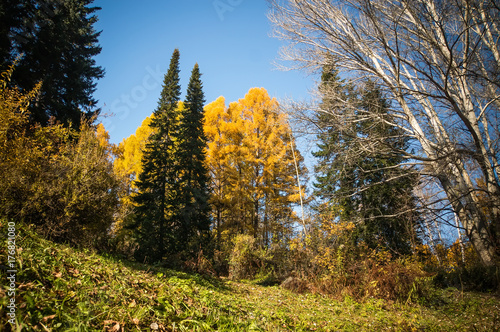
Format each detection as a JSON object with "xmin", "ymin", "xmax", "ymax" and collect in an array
[
  {"xmin": 0, "ymin": 66, "xmax": 121, "ymax": 249},
  {"xmin": 228, "ymin": 234, "xmax": 273, "ymax": 280},
  {"xmin": 282, "ymin": 237, "xmax": 432, "ymax": 302},
  {"xmin": 281, "ymin": 275, "xmax": 309, "ymax": 293}
]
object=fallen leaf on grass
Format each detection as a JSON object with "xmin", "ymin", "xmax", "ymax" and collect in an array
[
  {"xmin": 42, "ymin": 314, "xmax": 56, "ymax": 322},
  {"xmin": 103, "ymin": 320, "xmax": 121, "ymax": 332},
  {"xmin": 18, "ymin": 282, "xmax": 36, "ymax": 290},
  {"xmin": 110, "ymin": 323, "xmax": 121, "ymax": 332},
  {"xmin": 150, "ymin": 322, "xmax": 169, "ymax": 331},
  {"xmin": 68, "ymin": 268, "xmax": 80, "ymax": 276}
]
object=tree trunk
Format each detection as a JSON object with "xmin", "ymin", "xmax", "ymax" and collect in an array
[
  {"xmin": 439, "ymin": 175, "xmax": 496, "ymax": 266},
  {"xmin": 253, "ymin": 199, "xmax": 259, "ymax": 242},
  {"xmin": 216, "ymin": 206, "xmax": 221, "ymax": 251}
]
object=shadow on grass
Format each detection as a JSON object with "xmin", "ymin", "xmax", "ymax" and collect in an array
[
  {"xmin": 94, "ymin": 250, "xmax": 231, "ymax": 292},
  {"xmin": 1, "ymin": 220, "xmax": 229, "ymax": 292}
]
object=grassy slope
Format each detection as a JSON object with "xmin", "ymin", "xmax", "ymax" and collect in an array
[{"xmin": 1, "ymin": 221, "xmax": 499, "ymax": 331}]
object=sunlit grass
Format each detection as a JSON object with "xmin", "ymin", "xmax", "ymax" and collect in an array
[{"xmin": 1, "ymin": 220, "xmax": 499, "ymax": 331}]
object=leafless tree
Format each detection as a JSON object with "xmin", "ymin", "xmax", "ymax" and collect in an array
[{"xmin": 268, "ymin": 0, "xmax": 500, "ymax": 265}]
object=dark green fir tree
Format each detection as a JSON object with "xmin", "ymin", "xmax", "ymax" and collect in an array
[
  {"xmin": 0, "ymin": 0, "xmax": 104, "ymax": 126},
  {"xmin": 177, "ymin": 63, "xmax": 212, "ymax": 257},
  {"xmin": 132, "ymin": 49, "xmax": 182, "ymax": 263},
  {"xmin": 313, "ymin": 65, "xmax": 420, "ymax": 255}
]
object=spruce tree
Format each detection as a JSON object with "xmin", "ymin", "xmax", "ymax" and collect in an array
[
  {"xmin": 313, "ymin": 64, "xmax": 352, "ymax": 203},
  {"xmin": 314, "ymin": 65, "xmax": 420, "ymax": 255},
  {"xmin": 0, "ymin": 0, "xmax": 104, "ymax": 126},
  {"xmin": 177, "ymin": 63, "xmax": 211, "ymax": 257},
  {"xmin": 353, "ymin": 82, "xmax": 420, "ymax": 255},
  {"xmin": 132, "ymin": 49, "xmax": 181, "ymax": 263}
]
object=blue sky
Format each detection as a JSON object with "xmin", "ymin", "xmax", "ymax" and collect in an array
[
  {"xmin": 90, "ymin": 1, "xmax": 459, "ymax": 241},
  {"xmin": 93, "ymin": 0, "xmax": 315, "ymax": 145}
]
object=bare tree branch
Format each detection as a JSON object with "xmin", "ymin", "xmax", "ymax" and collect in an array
[{"xmin": 269, "ymin": 0, "xmax": 500, "ymax": 265}]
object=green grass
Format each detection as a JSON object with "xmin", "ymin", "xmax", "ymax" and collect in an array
[{"xmin": 1, "ymin": 221, "xmax": 500, "ymax": 331}]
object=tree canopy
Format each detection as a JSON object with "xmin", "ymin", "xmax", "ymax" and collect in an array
[
  {"xmin": 314, "ymin": 65, "xmax": 420, "ymax": 255},
  {"xmin": 204, "ymin": 87, "xmax": 307, "ymax": 248},
  {"xmin": 0, "ymin": 0, "xmax": 104, "ymax": 126}
]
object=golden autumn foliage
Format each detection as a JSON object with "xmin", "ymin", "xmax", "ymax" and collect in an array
[
  {"xmin": 96, "ymin": 122, "xmax": 113, "ymax": 156},
  {"xmin": 0, "ymin": 63, "xmax": 41, "ymax": 144},
  {"xmin": 414, "ymin": 241, "xmax": 479, "ymax": 271},
  {"xmin": 1, "ymin": 61, "xmax": 494, "ymax": 300},
  {"xmin": 0, "ymin": 65, "xmax": 120, "ymax": 248},
  {"xmin": 204, "ymin": 88, "xmax": 307, "ymax": 249},
  {"xmin": 113, "ymin": 114, "xmax": 155, "ymax": 185},
  {"xmin": 115, "ymin": 88, "xmax": 307, "ymax": 255}
]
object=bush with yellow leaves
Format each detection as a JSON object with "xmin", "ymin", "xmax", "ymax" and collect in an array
[{"xmin": 0, "ymin": 64, "xmax": 121, "ymax": 249}]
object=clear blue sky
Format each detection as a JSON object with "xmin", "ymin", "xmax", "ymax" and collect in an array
[{"xmin": 93, "ymin": 0, "xmax": 315, "ymax": 145}]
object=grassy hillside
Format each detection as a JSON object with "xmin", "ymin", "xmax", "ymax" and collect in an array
[{"xmin": 1, "ymin": 221, "xmax": 499, "ymax": 331}]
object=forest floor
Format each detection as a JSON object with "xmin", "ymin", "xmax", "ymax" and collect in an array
[{"xmin": 1, "ymin": 221, "xmax": 499, "ymax": 331}]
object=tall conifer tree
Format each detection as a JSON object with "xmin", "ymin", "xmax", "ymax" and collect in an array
[
  {"xmin": 314, "ymin": 65, "xmax": 420, "ymax": 255},
  {"xmin": 132, "ymin": 49, "xmax": 181, "ymax": 263},
  {"xmin": 177, "ymin": 64, "xmax": 211, "ymax": 256}
]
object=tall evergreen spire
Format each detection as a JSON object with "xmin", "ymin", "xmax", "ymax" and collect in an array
[
  {"xmin": 132, "ymin": 49, "xmax": 182, "ymax": 263},
  {"xmin": 156, "ymin": 49, "xmax": 181, "ymax": 117},
  {"xmin": 177, "ymin": 63, "xmax": 211, "ymax": 257},
  {"xmin": 131, "ymin": 52, "xmax": 213, "ymax": 263}
]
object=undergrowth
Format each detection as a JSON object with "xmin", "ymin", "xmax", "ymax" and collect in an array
[{"xmin": 1, "ymin": 220, "xmax": 500, "ymax": 331}]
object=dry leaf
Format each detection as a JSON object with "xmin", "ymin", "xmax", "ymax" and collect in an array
[
  {"xmin": 42, "ymin": 314, "xmax": 56, "ymax": 322},
  {"xmin": 54, "ymin": 272, "xmax": 62, "ymax": 278},
  {"xmin": 69, "ymin": 268, "xmax": 80, "ymax": 276},
  {"xmin": 110, "ymin": 322, "xmax": 121, "ymax": 332},
  {"xmin": 103, "ymin": 320, "xmax": 121, "ymax": 332},
  {"xmin": 18, "ymin": 282, "xmax": 36, "ymax": 290}
]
